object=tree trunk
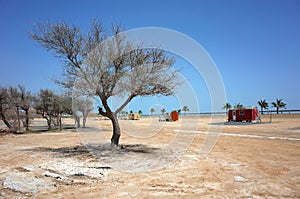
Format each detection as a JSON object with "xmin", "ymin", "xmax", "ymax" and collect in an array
[
  {"xmin": 110, "ymin": 114, "xmax": 121, "ymax": 147},
  {"xmin": 82, "ymin": 115, "xmax": 87, "ymax": 128},
  {"xmin": 0, "ymin": 107, "xmax": 13, "ymax": 130},
  {"xmin": 261, "ymin": 107, "xmax": 264, "ymax": 115},
  {"xmin": 75, "ymin": 116, "xmax": 80, "ymax": 128},
  {"xmin": 59, "ymin": 114, "xmax": 62, "ymax": 130},
  {"xmin": 276, "ymin": 108, "xmax": 279, "ymax": 114},
  {"xmin": 25, "ymin": 109, "xmax": 29, "ymax": 131},
  {"xmin": 16, "ymin": 106, "xmax": 20, "ymax": 131},
  {"xmin": 44, "ymin": 116, "xmax": 51, "ymax": 130},
  {"xmin": 2, "ymin": 117, "xmax": 13, "ymax": 130}
]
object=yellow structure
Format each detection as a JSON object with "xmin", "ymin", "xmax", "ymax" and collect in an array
[{"xmin": 128, "ymin": 113, "xmax": 140, "ymax": 120}]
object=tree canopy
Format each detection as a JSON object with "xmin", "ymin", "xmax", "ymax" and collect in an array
[
  {"xmin": 258, "ymin": 99, "xmax": 268, "ymax": 114},
  {"xmin": 271, "ymin": 98, "xmax": 286, "ymax": 114},
  {"xmin": 32, "ymin": 20, "xmax": 180, "ymax": 146}
]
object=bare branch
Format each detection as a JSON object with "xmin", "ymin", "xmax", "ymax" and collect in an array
[{"xmin": 32, "ymin": 20, "xmax": 181, "ymax": 146}]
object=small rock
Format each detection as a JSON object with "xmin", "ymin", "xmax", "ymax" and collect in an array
[
  {"xmin": 43, "ymin": 171, "xmax": 62, "ymax": 180},
  {"xmin": 234, "ymin": 175, "xmax": 246, "ymax": 182}
]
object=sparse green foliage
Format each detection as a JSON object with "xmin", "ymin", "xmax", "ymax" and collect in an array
[
  {"xmin": 258, "ymin": 99, "xmax": 268, "ymax": 115},
  {"xmin": 271, "ymin": 98, "xmax": 286, "ymax": 114},
  {"xmin": 234, "ymin": 103, "xmax": 244, "ymax": 109},
  {"xmin": 34, "ymin": 89, "xmax": 72, "ymax": 130},
  {"xmin": 222, "ymin": 103, "xmax": 232, "ymax": 114},
  {"xmin": 150, "ymin": 108, "xmax": 155, "ymax": 115},
  {"xmin": 182, "ymin": 105, "xmax": 189, "ymax": 115}
]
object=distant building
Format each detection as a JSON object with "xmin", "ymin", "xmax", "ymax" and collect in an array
[{"xmin": 228, "ymin": 107, "xmax": 260, "ymax": 122}]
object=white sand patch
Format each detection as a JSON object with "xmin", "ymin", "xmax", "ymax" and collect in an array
[
  {"xmin": 3, "ymin": 172, "xmax": 56, "ymax": 193},
  {"xmin": 234, "ymin": 175, "xmax": 246, "ymax": 182}
]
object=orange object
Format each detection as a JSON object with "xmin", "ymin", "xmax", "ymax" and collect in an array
[{"xmin": 171, "ymin": 111, "xmax": 179, "ymax": 121}]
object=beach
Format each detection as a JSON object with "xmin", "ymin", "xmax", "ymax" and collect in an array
[{"xmin": 0, "ymin": 114, "xmax": 299, "ymax": 198}]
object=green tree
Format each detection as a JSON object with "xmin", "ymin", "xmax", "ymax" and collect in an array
[
  {"xmin": 177, "ymin": 109, "xmax": 181, "ymax": 115},
  {"xmin": 271, "ymin": 98, "xmax": 286, "ymax": 114},
  {"xmin": 34, "ymin": 89, "xmax": 69, "ymax": 130},
  {"xmin": 234, "ymin": 103, "xmax": 244, "ymax": 109},
  {"xmin": 34, "ymin": 89, "xmax": 54, "ymax": 130},
  {"xmin": 258, "ymin": 99, "xmax": 268, "ymax": 115},
  {"xmin": 150, "ymin": 108, "xmax": 155, "ymax": 115},
  {"xmin": 222, "ymin": 103, "xmax": 232, "ymax": 114},
  {"xmin": 161, "ymin": 108, "xmax": 166, "ymax": 115},
  {"xmin": 138, "ymin": 110, "xmax": 143, "ymax": 115},
  {"xmin": 182, "ymin": 105, "xmax": 189, "ymax": 115}
]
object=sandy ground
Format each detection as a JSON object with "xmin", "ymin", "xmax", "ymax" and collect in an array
[{"xmin": 0, "ymin": 114, "xmax": 299, "ymax": 198}]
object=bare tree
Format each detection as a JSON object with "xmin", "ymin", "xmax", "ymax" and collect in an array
[
  {"xmin": 0, "ymin": 87, "xmax": 13, "ymax": 130},
  {"xmin": 57, "ymin": 94, "xmax": 73, "ymax": 130},
  {"xmin": 34, "ymin": 89, "xmax": 54, "ymax": 130},
  {"xmin": 0, "ymin": 86, "xmax": 34, "ymax": 132},
  {"xmin": 73, "ymin": 97, "xmax": 94, "ymax": 128},
  {"xmin": 34, "ymin": 89, "xmax": 73, "ymax": 130},
  {"xmin": 18, "ymin": 85, "xmax": 33, "ymax": 131},
  {"xmin": 7, "ymin": 87, "xmax": 21, "ymax": 131},
  {"xmin": 32, "ymin": 20, "xmax": 180, "ymax": 146}
]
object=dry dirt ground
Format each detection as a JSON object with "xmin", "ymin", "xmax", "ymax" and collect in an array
[{"xmin": 0, "ymin": 114, "xmax": 299, "ymax": 198}]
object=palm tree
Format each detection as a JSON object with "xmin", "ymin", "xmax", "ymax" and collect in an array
[
  {"xmin": 150, "ymin": 108, "xmax": 155, "ymax": 115},
  {"xmin": 258, "ymin": 99, "xmax": 268, "ymax": 115},
  {"xmin": 182, "ymin": 105, "xmax": 189, "ymax": 115},
  {"xmin": 271, "ymin": 98, "xmax": 286, "ymax": 114},
  {"xmin": 222, "ymin": 103, "xmax": 232, "ymax": 114},
  {"xmin": 234, "ymin": 103, "xmax": 244, "ymax": 109},
  {"xmin": 178, "ymin": 109, "xmax": 181, "ymax": 115},
  {"xmin": 161, "ymin": 108, "xmax": 166, "ymax": 115},
  {"xmin": 138, "ymin": 110, "xmax": 143, "ymax": 115}
]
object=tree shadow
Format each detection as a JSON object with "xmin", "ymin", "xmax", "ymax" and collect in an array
[
  {"xmin": 287, "ymin": 127, "xmax": 300, "ymax": 131},
  {"xmin": 78, "ymin": 126, "xmax": 112, "ymax": 132},
  {"xmin": 24, "ymin": 143, "xmax": 160, "ymax": 159},
  {"xmin": 26, "ymin": 125, "xmax": 76, "ymax": 133},
  {"xmin": 25, "ymin": 145, "xmax": 93, "ymax": 158},
  {"xmin": 208, "ymin": 121, "xmax": 275, "ymax": 126},
  {"xmin": 119, "ymin": 144, "xmax": 159, "ymax": 154}
]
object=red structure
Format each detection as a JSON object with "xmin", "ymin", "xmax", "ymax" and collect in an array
[
  {"xmin": 159, "ymin": 110, "xmax": 179, "ymax": 122},
  {"xmin": 228, "ymin": 107, "xmax": 260, "ymax": 122},
  {"xmin": 171, "ymin": 111, "xmax": 179, "ymax": 121}
]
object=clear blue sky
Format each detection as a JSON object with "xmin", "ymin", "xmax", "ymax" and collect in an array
[{"xmin": 0, "ymin": 0, "xmax": 299, "ymax": 113}]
